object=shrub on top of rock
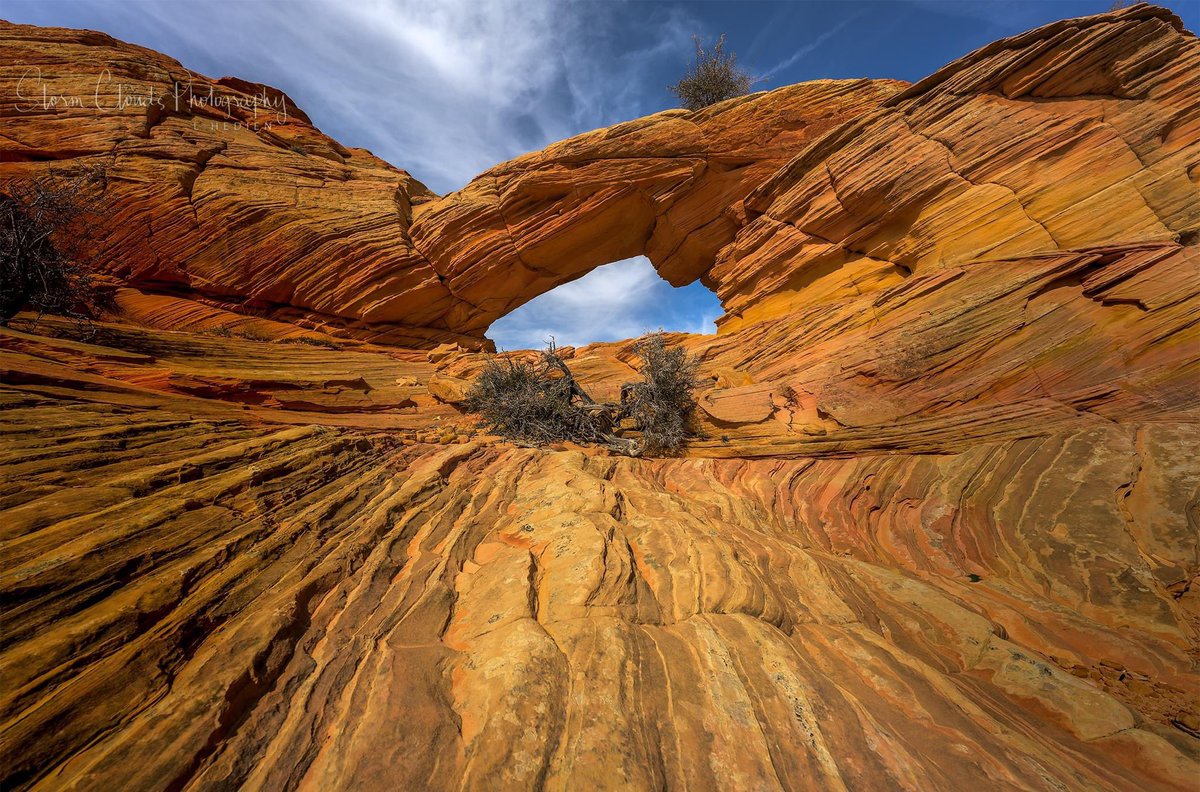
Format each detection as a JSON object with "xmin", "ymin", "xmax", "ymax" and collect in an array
[
  {"xmin": 668, "ymin": 34, "xmax": 757, "ymax": 111},
  {"xmin": 619, "ymin": 333, "xmax": 700, "ymax": 456}
]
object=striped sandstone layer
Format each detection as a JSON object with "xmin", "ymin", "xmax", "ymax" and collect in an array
[{"xmin": 1, "ymin": 3, "xmax": 1198, "ymax": 790}]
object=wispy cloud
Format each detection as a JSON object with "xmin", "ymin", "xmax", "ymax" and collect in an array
[
  {"xmin": 759, "ymin": 9, "xmax": 865, "ymax": 79},
  {"xmin": 487, "ymin": 257, "xmax": 719, "ymax": 350}
]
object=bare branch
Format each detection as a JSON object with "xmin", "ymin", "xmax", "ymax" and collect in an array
[{"xmin": 1, "ymin": 162, "xmax": 112, "ymax": 330}]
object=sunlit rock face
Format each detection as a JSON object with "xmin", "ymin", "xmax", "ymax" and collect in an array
[
  {"xmin": 405, "ymin": 77, "xmax": 905, "ymax": 336},
  {"xmin": 1, "ymin": 4, "xmax": 1199, "ymax": 791},
  {"xmin": 0, "ymin": 21, "xmax": 453, "ymax": 346}
]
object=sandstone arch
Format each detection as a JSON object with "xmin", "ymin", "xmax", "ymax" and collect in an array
[{"xmin": 406, "ymin": 79, "xmax": 905, "ymax": 338}]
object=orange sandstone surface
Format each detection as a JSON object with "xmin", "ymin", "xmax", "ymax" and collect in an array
[{"xmin": 1, "ymin": 4, "xmax": 1199, "ymax": 790}]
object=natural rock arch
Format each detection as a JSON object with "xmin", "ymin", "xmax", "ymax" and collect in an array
[
  {"xmin": 405, "ymin": 79, "xmax": 904, "ymax": 338},
  {"xmin": 2, "ymin": 5, "xmax": 1193, "ymax": 354}
]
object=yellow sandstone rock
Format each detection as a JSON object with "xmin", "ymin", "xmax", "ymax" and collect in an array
[{"xmin": 0, "ymin": 5, "xmax": 1198, "ymax": 791}]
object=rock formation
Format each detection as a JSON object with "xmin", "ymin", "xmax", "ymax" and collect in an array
[
  {"xmin": 1, "ymin": 3, "xmax": 1198, "ymax": 791},
  {"xmin": 0, "ymin": 22, "xmax": 452, "ymax": 346}
]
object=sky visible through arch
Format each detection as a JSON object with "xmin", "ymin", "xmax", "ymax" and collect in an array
[
  {"xmin": 7, "ymin": 0, "xmax": 1195, "ymax": 348},
  {"xmin": 486, "ymin": 257, "xmax": 721, "ymax": 350}
]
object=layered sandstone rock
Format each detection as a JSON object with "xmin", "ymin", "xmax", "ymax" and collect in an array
[
  {"xmin": 1, "ymin": 319, "xmax": 1197, "ymax": 791},
  {"xmin": 0, "ymin": 22, "xmax": 461, "ymax": 346},
  {"xmin": 1, "ymin": 3, "xmax": 1198, "ymax": 791},
  {"xmin": 4, "ymin": 5, "xmax": 1192, "ymax": 349},
  {"xmin": 407, "ymin": 78, "xmax": 904, "ymax": 334}
]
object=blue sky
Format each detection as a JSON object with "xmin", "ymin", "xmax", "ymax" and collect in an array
[{"xmin": 6, "ymin": 0, "xmax": 1194, "ymax": 349}]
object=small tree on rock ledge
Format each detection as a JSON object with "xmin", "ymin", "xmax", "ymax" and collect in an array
[
  {"xmin": 620, "ymin": 333, "xmax": 700, "ymax": 455},
  {"xmin": 669, "ymin": 34, "xmax": 757, "ymax": 111}
]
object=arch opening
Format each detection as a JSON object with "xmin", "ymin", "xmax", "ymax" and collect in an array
[{"xmin": 485, "ymin": 256, "xmax": 721, "ymax": 351}]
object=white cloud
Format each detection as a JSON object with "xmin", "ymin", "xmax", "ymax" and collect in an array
[
  {"xmin": 760, "ymin": 10, "xmax": 866, "ymax": 79},
  {"xmin": 487, "ymin": 257, "xmax": 719, "ymax": 350}
]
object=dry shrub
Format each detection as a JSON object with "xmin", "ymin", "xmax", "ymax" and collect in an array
[
  {"xmin": 622, "ymin": 333, "xmax": 700, "ymax": 455},
  {"xmin": 466, "ymin": 334, "xmax": 699, "ymax": 456},
  {"xmin": 668, "ymin": 34, "xmax": 756, "ymax": 111},
  {"xmin": 0, "ymin": 164, "xmax": 110, "ymax": 327},
  {"xmin": 280, "ymin": 335, "xmax": 340, "ymax": 349},
  {"xmin": 466, "ymin": 342, "xmax": 608, "ymax": 446}
]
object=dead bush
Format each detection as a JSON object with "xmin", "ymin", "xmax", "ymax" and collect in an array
[
  {"xmin": 668, "ymin": 34, "xmax": 757, "ymax": 111},
  {"xmin": 279, "ymin": 335, "xmax": 341, "ymax": 349},
  {"xmin": 621, "ymin": 333, "xmax": 700, "ymax": 455},
  {"xmin": 466, "ymin": 342, "xmax": 608, "ymax": 446},
  {"xmin": 466, "ymin": 333, "xmax": 699, "ymax": 456},
  {"xmin": 0, "ymin": 164, "xmax": 110, "ymax": 327}
]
